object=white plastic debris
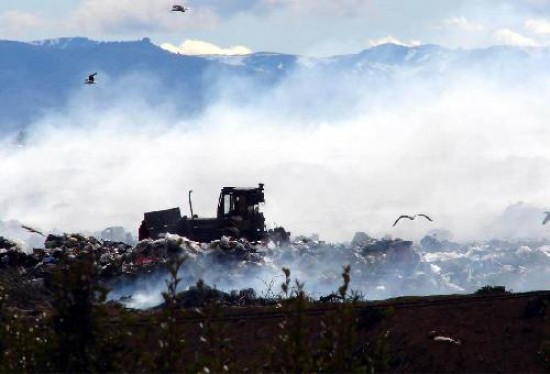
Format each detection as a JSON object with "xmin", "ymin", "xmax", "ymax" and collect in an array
[{"xmin": 433, "ymin": 336, "xmax": 461, "ymax": 345}]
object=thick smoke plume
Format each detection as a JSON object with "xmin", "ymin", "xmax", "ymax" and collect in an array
[
  {"xmin": 1, "ymin": 44, "xmax": 550, "ymax": 309},
  {"xmin": 105, "ymin": 238, "xmax": 550, "ymax": 309},
  {"xmin": 1, "ymin": 46, "xmax": 550, "ymax": 246}
]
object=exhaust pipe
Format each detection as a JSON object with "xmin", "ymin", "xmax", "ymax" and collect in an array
[{"xmin": 188, "ymin": 190, "xmax": 194, "ymax": 218}]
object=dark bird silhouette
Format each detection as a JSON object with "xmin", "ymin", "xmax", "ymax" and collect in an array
[
  {"xmin": 171, "ymin": 4, "xmax": 187, "ymax": 12},
  {"xmin": 416, "ymin": 213, "xmax": 433, "ymax": 222},
  {"xmin": 21, "ymin": 225, "xmax": 45, "ymax": 237},
  {"xmin": 543, "ymin": 211, "xmax": 550, "ymax": 225},
  {"xmin": 84, "ymin": 72, "xmax": 97, "ymax": 84},
  {"xmin": 393, "ymin": 214, "xmax": 433, "ymax": 227}
]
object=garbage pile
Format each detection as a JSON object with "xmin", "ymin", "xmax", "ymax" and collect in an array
[
  {"xmin": 0, "ymin": 236, "xmax": 28, "ymax": 267},
  {"xmin": 417, "ymin": 236, "xmax": 550, "ymax": 294},
  {"xmin": 107, "ymin": 234, "xmax": 425, "ymax": 309},
  {"xmin": 2, "ymin": 230, "xmax": 549, "ymax": 310},
  {"xmin": 0, "ymin": 231, "xmax": 272, "ymax": 281},
  {"xmin": 109, "ymin": 233, "xmax": 550, "ymax": 309}
]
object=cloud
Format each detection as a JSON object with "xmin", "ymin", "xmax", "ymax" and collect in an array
[
  {"xmin": 67, "ymin": 0, "xmax": 218, "ymax": 34},
  {"xmin": 366, "ymin": 35, "xmax": 421, "ymax": 47},
  {"xmin": 0, "ymin": 11, "xmax": 47, "ymax": 39},
  {"xmin": 261, "ymin": 0, "xmax": 375, "ymax": 16},
  {"xmin": 431, "ymin": 2, "xmax": 550, "ymax": 48},
  {"xmin": 494, "ymin": 28, "xmax": 539, "ymax": 46},
  {"xmin": 525, "ymin": 18, "xmax": 550, "ymax": 34},
  {"xmin": 443, "ymin": 16, "xmax": 485, "ymax": 32},
  {"xmin": 160, "ymin": 40, "xmax": 252, "ymax": 55}
]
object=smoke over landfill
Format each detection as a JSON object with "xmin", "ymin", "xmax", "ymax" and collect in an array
[
  {"xmin": 1, "ymin": 42, "xmax": 550, "ymax": 309},
  {"xmin": 104, "ymin": 234, "xmax": 550, "ymax": 309},
  {"xmin": 2, "ymin": 47, "xmax": 550, "ymax": 244}
]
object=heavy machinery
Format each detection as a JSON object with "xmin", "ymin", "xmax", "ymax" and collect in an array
[{"xmin": 139, "ymin": 183, "xmax": 289, "ymax": 243}]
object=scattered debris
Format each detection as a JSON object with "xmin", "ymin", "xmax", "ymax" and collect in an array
[{"xmin": 433, "ymin": 336, "xmax": 461, "ymax": 345}]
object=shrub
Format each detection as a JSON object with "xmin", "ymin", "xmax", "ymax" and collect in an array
[
  {"xmin": 474, "ymin": 285, "xmax": 508, "ymax": 295},
  {"xmin": 46, "ymin": 253, "xmax": 115, "ymax": 372}
]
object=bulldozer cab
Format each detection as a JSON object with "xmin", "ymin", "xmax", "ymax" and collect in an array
[
  {"xmin": 218, "ymin": 186, "xmax": 264, "ymax": 218},
  {"xmin": 217, "ymin": 183, "xmax": 266, "ymax": 240}
]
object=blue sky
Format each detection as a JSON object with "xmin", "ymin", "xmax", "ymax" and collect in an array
[{"xmin": 1, "ymin": 1, "xmax": 550, "ymax": 55}]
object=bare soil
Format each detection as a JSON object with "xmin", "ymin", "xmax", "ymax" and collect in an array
[{"xmin": 155, "ymin": 290, "xmax": 550, "ymax": 373}]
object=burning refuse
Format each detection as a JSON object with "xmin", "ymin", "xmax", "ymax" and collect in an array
[
  {"xmin": 1, "ymin": 181, "xmax": 548, "ymax": 309},
  {"xmin": 1, "ymin": 226, "xmax": 549, "ymax": 310}
]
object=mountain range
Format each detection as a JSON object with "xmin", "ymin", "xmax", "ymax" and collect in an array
[{"xmin": 1, "ymin": 37, "xmax": 548, "ymax": 133}]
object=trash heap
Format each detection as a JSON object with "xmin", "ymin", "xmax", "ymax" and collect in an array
[
  {"xmin": 2, "ymin": 230, "xmax": 549, "ymax": 310},
  {"xmin": 110, "ymin": 233, "xmax": 549, "ymax": 309},
  {"xmin": 1, "ymin": 231, "xmax": 271, "ymax": 280},
  {"xmin": 0, "ymin": 236, "xmax": 28, "ymax": 267},
  {"xmin": 106, "ymin": 234, "xmax": 424, "ymax": 309}
]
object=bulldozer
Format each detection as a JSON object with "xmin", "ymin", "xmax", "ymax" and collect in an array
[{"xmin": 139, "ymin": 183, "xmax": 290, "ymax": 243}]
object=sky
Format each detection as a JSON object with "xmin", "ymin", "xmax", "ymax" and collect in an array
[
  {"xmin": 2, "ymin": 48, "xmax": 550, "ymax": 243},
  {"xmin": 1, "ymin": 1, "xmax": 550, "ymax": 244},
  {"xmin": 2, "ymin": 0, "xmax": 550, "ymax": 55}
]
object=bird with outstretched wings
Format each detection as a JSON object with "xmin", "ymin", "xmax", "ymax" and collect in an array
[
  {"xmin": 416, "ymin": 213, "xmax": 433, "ymax": 222},
  {"xmin": 393, "ymin": 213, "xmax": 433, "ymax": 227},
  {"xmin": 543, "ymin": 211, "xmax": 550, "ymax": 225},
  {"xmin": 171, "ymin": 4, "xmax": 188, "ymax": 12},
  {"xmin": 21, "ymin": 225, "xmax": 45, "ymax": 237},
  {"xmin": 393, "ymin": 215, "xmax": 415, "ymax": 227},
  {"xmin": 85, "ymin": 72, "xmax": 97, "ymax": 84}
]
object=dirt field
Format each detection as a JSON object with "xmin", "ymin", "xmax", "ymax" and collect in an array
[
  {"xmin": 154, "ymin": 290, "xmax": 550, "ymax": 373},
  {"xmin": 2, "ymin": 269, "xmax": 549, "ymax": 372},
  {"xmin": 359, "ymin": 291, "xmax": 550, "ymax": 372}
]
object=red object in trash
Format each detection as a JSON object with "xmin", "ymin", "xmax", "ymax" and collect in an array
[{"xmin": 134, "ymin": 255, "xmax": 160, "ymax": 266}]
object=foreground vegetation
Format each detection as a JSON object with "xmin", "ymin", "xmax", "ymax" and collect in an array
[
  {"xmin": 0, "ymin": 255, "xmax": 392, "ymax": 373},
  {"xmin": 1, "ymin": 254, "xmax": 549, "ymax": 373}
]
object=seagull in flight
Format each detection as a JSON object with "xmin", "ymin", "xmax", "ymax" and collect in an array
[
  {"xmin": 171, "ymin": 4, "xmax": 188, "ymax": 12},
  {"xmin": 543, "ymin": 211, "xmax": 550, "ymax": 225},
  {"xmin": 21, "ymin": 225, "xmax": 46, "ymax": 237},
  {"xmin": 393, "ymin": 213, "xmax": 433, "ymax": 227},
  {"xmin": 84, "ymin": 72, "xmax": 97, "ymax": 84}
]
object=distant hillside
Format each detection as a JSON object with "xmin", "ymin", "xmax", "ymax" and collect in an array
[{"xmin": 1, "ymin": 37, "xmax": 548, "ymax": 132}]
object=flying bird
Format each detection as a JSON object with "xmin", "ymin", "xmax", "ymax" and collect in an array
[
  {"xmin": 21, "ymin": 225, "xmax": 46, "ymax": 237},
  {"xmin": 171, "ymin": 4, "xmax": 188, "ymax": 12},
  {"xmin": 393, "ymin": 214, "xmax": 433, "ymax": 227},
  {"xmin": 542, "ymin": 211, "xmax": 550, "ymax": 225},
  {"xmin": 84, "ymin": 72, "xmax": 97, "ymax": 84},
  {"xmin": 416, "ymin": 213, "xmax": 433, "ymax": 222}
]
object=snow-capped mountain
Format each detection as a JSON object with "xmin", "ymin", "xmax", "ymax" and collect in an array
[{"xmin": 1, "ymin": 37, "xmax": 549, "ymax": 132}]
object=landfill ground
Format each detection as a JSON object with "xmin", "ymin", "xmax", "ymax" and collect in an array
[
  {"xmin": 102, "ymin": 289, "xmax": 548, "ymax": 373},
  {"xmin": 1, "ymin": 269, "xmax": 550, "ymax": 372},
  {"xmin": 1, "ymin": 231, "xmax": 550, "ymax": 372}
]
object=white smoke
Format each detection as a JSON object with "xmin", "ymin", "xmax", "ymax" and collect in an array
[
  {"xmin": 1, "ymin": 46, "xmax": 550, "ymax": 247},
  {"xmin": 104, "ymin": 238, "xmax": 550, "ymax": 309}
]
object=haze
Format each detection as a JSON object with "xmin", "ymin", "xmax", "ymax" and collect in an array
[{"xmin": 1, "ymin": 0, "xmax": 550, "ymax": 243}]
